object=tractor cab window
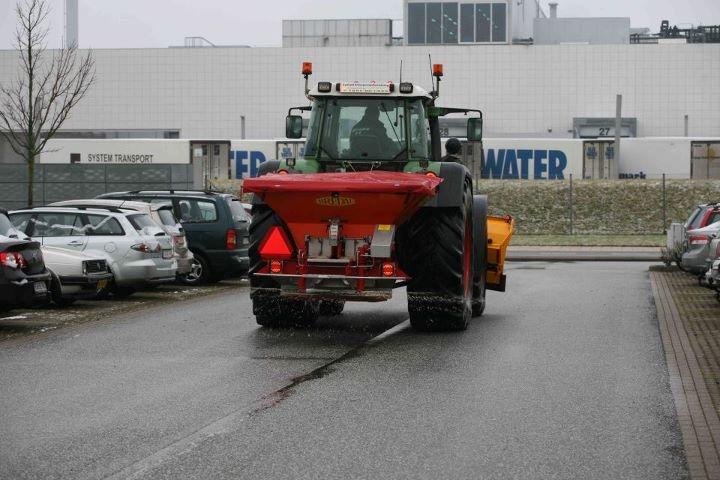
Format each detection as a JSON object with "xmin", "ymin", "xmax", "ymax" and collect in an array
[{"xmin": 306, "ymin": 98, "xmax": 429, "ymax": 163}]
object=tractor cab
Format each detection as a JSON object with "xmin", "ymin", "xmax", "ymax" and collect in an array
[{"xmin": 282, "ymin": 62, "xmax": 483, "ymax": 175}]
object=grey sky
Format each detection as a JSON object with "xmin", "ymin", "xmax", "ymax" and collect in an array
[{"xmin": 1, "ymin": 0, "xmax": 719, "ymax": 49}]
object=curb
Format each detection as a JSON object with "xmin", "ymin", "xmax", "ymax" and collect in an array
[{"xmin": 507, "ymin": 250, "xmax": 660, "ymax": 262}]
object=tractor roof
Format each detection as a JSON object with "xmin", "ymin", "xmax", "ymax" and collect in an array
[{"xmin": 308, "ymin": 82, "xmax": 432, "ymax": 100}]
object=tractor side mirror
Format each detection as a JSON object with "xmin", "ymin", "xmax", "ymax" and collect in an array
[
  {"xmin": 286, "ymin": 115, "xmax": 303, "ymax": 139},
  {"xmin": 467, "ymin": 117, "xmax": 483, "ymax": 142}
]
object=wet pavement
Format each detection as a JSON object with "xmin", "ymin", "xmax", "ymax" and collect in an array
[{"xmin": 0, "ymin": 262, "xmax": 687, "ymax": 479}]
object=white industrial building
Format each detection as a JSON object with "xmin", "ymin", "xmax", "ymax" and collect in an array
[
  {"xmin": 1, "ymin": 42, "xmax": 717, "ymax": 141},
  {"xmin": 0, "ymin": 1, "xmax": 719, "ymax": 182}
]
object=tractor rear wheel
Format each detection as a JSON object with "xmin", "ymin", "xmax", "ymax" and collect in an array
[
  {"xmin": 249, "ymin": 204, "xmax": 318, "ymax": 328},
  {"xmin": 400, "ymin": 182, "xmax": 474, "ymax": 331},
  {"xmin": 472, "ymin": 195, "xmax": 488, "ymax": 317}
]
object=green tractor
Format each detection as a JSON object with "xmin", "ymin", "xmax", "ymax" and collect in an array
[{"xmin": 243, "ymin": 62, "xmax": 514, "ymax": 331}]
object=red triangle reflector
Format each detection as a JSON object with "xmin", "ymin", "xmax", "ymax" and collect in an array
[{"xmin": 259, "ymin": 226, "xmax": 293, "ymax": 259}]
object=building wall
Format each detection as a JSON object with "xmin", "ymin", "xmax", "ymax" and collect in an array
[
  {"xmin": 534, "ymin": 18, "xmax": 631, "ymax": 45},
  {"xmin": 0, "ymin": 43, "xmax": 718, "ymax": 140}
]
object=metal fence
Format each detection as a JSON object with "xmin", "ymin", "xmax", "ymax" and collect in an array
[
  {"xmin": 0, "ymin": 163, "xmax": 194, "ymax": 210},
  {"xmin": 477, "ymin": 175, "xmax": 720, "ymax": 236}
]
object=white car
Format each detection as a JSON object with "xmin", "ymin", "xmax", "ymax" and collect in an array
[
  {"xmin": 49, "ymin": 199, "xmax": 194, "ymax": 276},
  {"xmin": 9, "ymin": 207, "xmax": 177, "ymax": 296},
  {"xmin": 42, "ymin": 246, "xmax": 114, "ymax": 306}
]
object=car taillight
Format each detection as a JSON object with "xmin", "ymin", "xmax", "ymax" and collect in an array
[
  {"xmin": 259, "ymin": 226, "xmax": 293, "ymax": 260},
  {"xmin": 226, "ymin": 229, "xmax": 237, "ymax": 250},
  {"xmin": 131, "ymin": 243, "xmax": 161, "ymax": 253},
  {"xmin": 689, "ymin": 235, "xmax": 709, "ymax": 246},
  {"xmin": 0, "ymin": 252, "xmax": 27, "ymax": 269},
  {"xmin": 716, "ymin": 242, "xmax": 720, "ymax": 258}
]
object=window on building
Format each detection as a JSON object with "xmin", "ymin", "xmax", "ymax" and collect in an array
[
  {"xmin": 442, "ymin": 3, "xmax": 458, "ymax": 44},
  {"xmin": 475, "ymin": 3, "xmax": 491, "ymax": 42},
  {"xmin": 426, "ymin": 3, "xmax": 442, "ymax": 44},
  {"xmin": 408, "ymin": 3, "xmax": 426, "ymax": 44},
  {"xmin": 460, "ymin": 4, "xmax": 475, "ymax": 42},
  {"xmin": 491, "ymin": 2, "xmax": 507, "ymax": 42},
  {"xmin": 408, "ymin": 1, "xmax": 507, "ymax": 45}
]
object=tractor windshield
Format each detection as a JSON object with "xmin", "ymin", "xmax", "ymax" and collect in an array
[{"xmin": 305, "ymin": 98, "xmax": 430, "ymax": 162}]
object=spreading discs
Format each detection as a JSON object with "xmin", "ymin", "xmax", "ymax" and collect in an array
[{"xmin": 315, "ymin": 195, "xmax": 356, "ymax": 207}]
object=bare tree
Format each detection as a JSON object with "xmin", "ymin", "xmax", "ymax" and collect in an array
[{"xmin": 0, "ymin": 0, "xmax": 95, "ymax": 206}]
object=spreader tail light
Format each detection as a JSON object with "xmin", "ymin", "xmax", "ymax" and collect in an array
[
  {"xmin": 259, "ymin": 226, "xmax": 294, "ymax": 260},
  {"xmin": 382, "ymin": 262, "xmax": 395, "ymax": 277},
  {"xmin": 269, "ymin": 260, "xmax": 282, "ymax": 274}
]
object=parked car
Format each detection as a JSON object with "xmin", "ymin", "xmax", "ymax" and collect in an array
[
  {"xmin": 687, "ymin": 203, "xmax": 720, "ymax": 231},
  {"xmin": 97, "ymin": 190, "xmax": 250, "ymax": 284},
  {"xmin": 49, "ymin": 199, "xmax": 194, "ymax": 278},
  {"xmin": 0, "ymin": 208, "xmax": 51, "ymax": 309},
  {"xmin": 8, "ymin": 207, "xmax": 176, "ymax": 296},
  {"xmin": 42, "ymin": 246, "xmax": 113, "ymax": 306},
  {"xmin": 681, "ymin": 220, "xmax": 720, "ymax": 275}
]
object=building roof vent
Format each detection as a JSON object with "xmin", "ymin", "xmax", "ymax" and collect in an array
[{"xmin": 549, "ymin": 2, "xmax": 558, "ymax": 19}]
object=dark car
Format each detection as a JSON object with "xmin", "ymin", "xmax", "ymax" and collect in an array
[
  {"xmin": 0, "ymin": 208, "xmax": 51, "ymax": 309},
  {"xmin": 97, "ymin": 191, "xmax": 249, "ymax": 284}
]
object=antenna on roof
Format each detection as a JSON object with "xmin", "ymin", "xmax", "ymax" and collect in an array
[{"xmin": 428, "ymin": 54, "xmax": 433, "ymax": 91}]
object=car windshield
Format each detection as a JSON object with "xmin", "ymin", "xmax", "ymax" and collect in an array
[
  {"xmin": 0, "ymin": 213, "xmax": 15, "ymax": 236},
  {"xmin": 127, "ymin": 214, "xmax": 159, "ymax": 232},
  {"xmin": 305, "ymin": 98, "xmax": 429, "ymax": 162},
  {"xmin": 226, "ymin": 197, "xmax": 250, "ymax": 222}
]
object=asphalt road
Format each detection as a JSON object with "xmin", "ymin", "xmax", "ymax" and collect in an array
[{"xmin": 0, "ymin": 262, "xmax": 687, "ymax": 479}]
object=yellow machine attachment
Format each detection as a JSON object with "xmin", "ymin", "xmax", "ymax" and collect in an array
[{"xmin": 486, "ymin": 215, "xmax": 515, "ymax": 292}]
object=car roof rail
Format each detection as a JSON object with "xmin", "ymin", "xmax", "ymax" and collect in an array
[
  {"xmin": 41, "ymin": 205, "xmax": 127, "ymax": 214},
  {"xmin": 123, "ymin": 189, "xmax": 220, "ymax": 195}
]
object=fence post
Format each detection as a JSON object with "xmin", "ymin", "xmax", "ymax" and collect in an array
[
  {"xmin": 662, "ymin": 173, "xmax": 667, "ymax": 234},
  {"xmin": 569, "ymin": 174, "xmax": 574, "ymax": 235}
]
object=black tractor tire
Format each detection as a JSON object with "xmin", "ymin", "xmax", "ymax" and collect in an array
[
  {"xmin": 249, "ymin": 204, "xmax": 318, "ymax": 328},
  {"xmin": 399, "ymin": 181, "xmax": 474, "ymax": 331},
  {"xmin": 319, "ymin": 300, "xmax": 345, "ymax": 316},
  {"xmin": 472, "ymin": 195, "xmax": 488, "ymax": 317}
]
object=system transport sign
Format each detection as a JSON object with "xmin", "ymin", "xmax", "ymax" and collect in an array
[{"xmin": 86, "ymin": 153, "xmax": 156, "ymax": 164}]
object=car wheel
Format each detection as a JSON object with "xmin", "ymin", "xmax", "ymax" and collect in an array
[
  {"xmin": 50, "ymin": 274, "xmax": 75, "ymax": 307},
  {"xmin": 177, "ymin": 255, "xmax": 212, "ymax": 285}
]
